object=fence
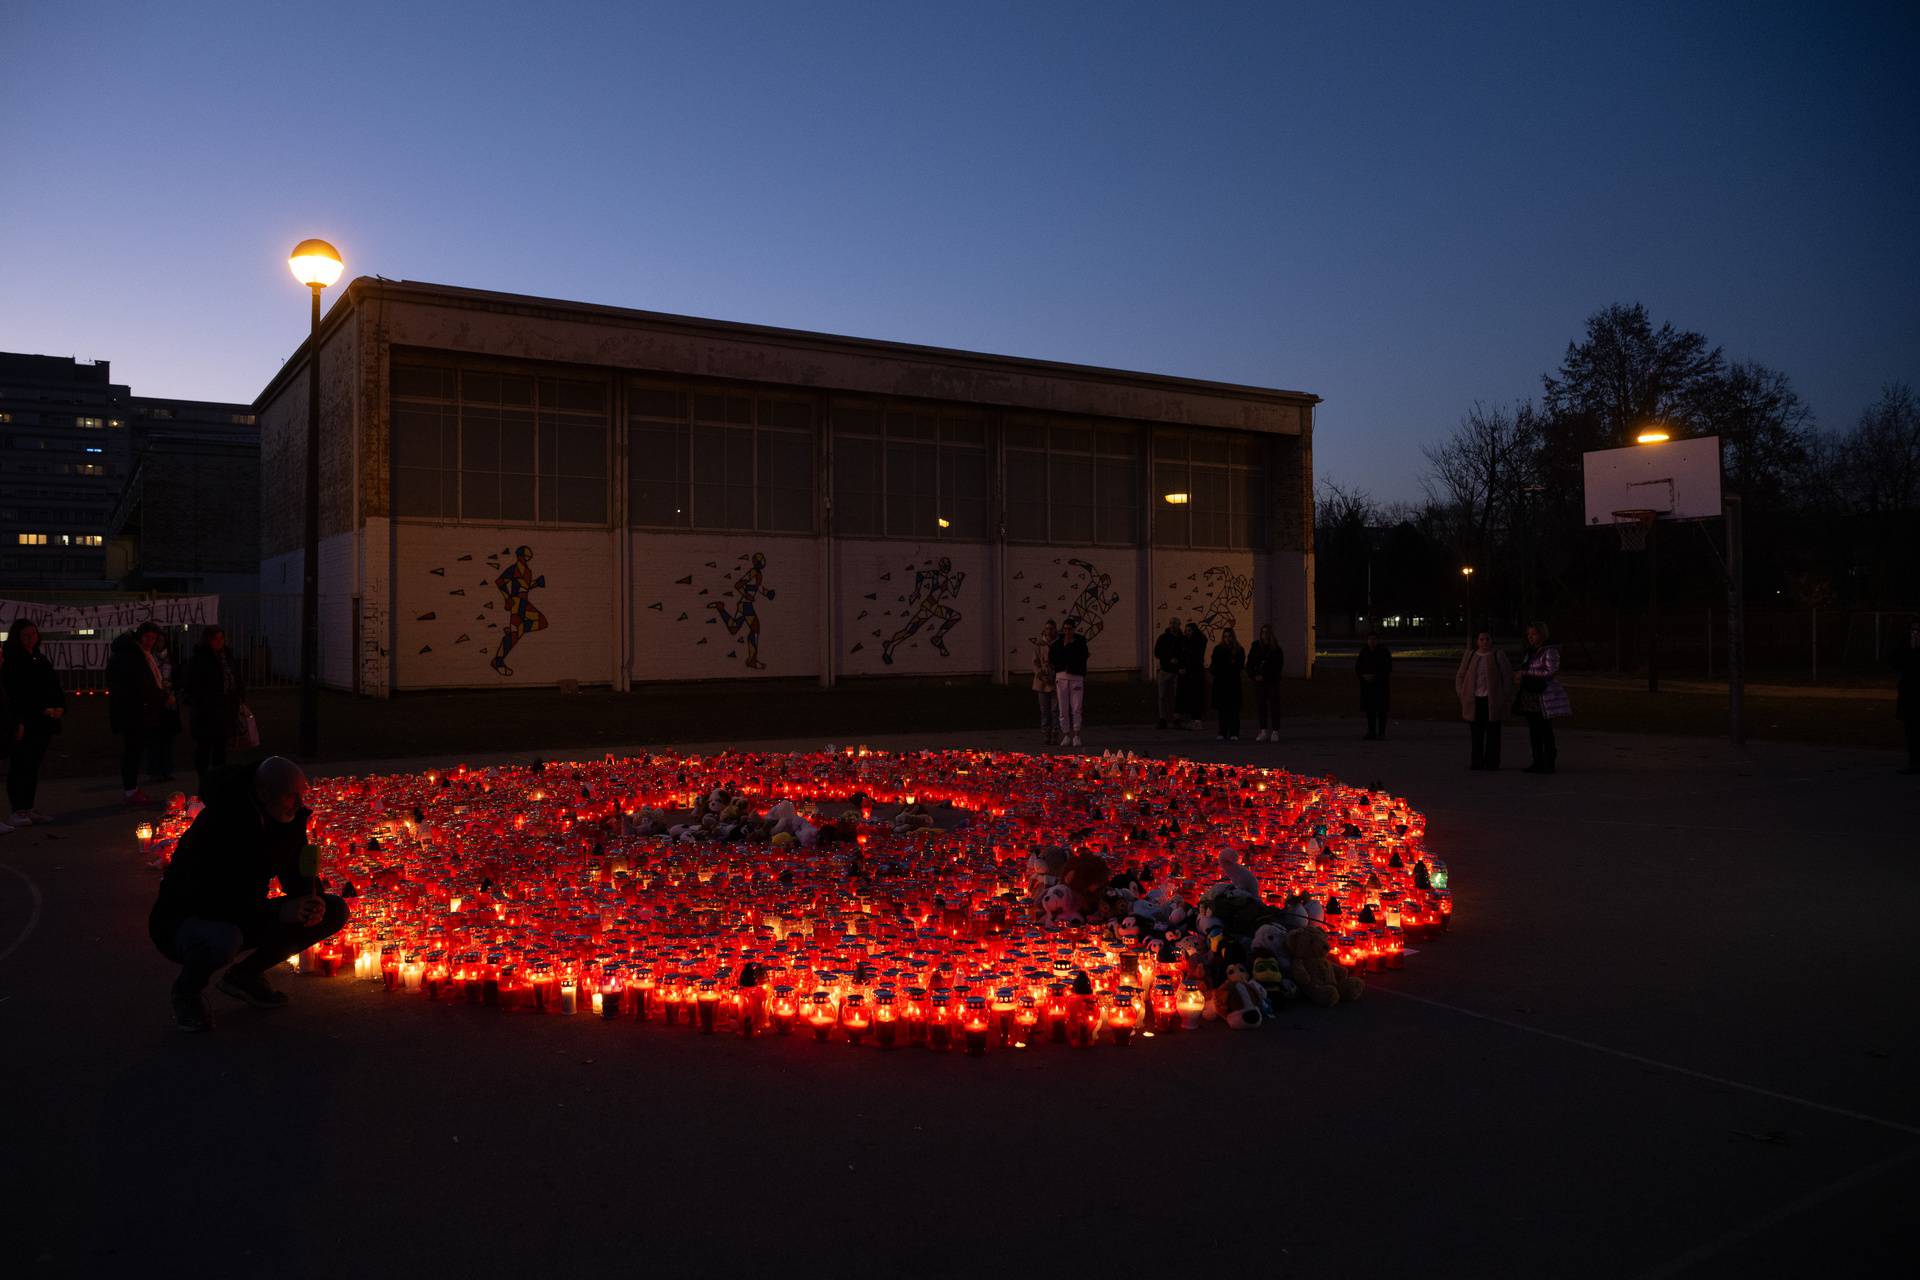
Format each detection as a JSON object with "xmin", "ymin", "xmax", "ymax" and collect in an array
[{"xmin": 1, "ymin": 591, "xmax": 302, "ymax": 694}]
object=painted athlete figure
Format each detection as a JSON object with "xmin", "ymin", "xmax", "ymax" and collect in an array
[
  {"xmin": 709, "ymin": 552, "xmax": 773, "ymax": 669},
  {"xmin": 882, "ymin": 556, "xmax": 966, "ymax": 664},
  {"xmin": 1064, "ymin": 558, "xmax": 1121, "ymax": 642},
  {"xmin": 491, "ymin": 545, "xmax": 548, "ymax": 676},
  {"xmin": 1197, "ymin": 566, "xmax": 1252, "ymax": 640}
]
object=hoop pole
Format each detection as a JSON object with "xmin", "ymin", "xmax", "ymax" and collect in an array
[{"xmin": 1725, "ymin": 495, "xmax": 1744, "ymax": 746}]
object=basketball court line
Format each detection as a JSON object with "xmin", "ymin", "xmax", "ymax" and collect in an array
[
  {"xmin": 1375, "ymin": 985, "xmax": 1920, "ymax": 1138},
  {"xmin": 1632, "ymin": 1144, "xmax": 1920, "ymax": 1279},
  {"xmin": 0, "ymin": 862, "xmax": 45, "ymax": 965}
]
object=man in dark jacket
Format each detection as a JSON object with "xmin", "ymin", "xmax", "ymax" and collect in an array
[
  {"xmin": 107, "ymin": 621, "xmax": 170, "ymax": 805},
  {"xmin": 1048, "ymin": 617, "xmax": 1091, "ymax": 748},
  {"xmin": 149, "ymin": 756, "xmax": 348, "ymax": 1031},
  {"xmin": 1153, "ymin": 618, "xmax": 1185, "ymax": 729},
  {"xmin": 1356, "ymin": 633, "xmax": 1393, "ymax": 740}
]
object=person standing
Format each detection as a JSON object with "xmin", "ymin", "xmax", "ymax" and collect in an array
[
  {"xmin": 1049, "ymin": 616, "xmax": 1090, "ymax": 748},
  {"xmin": 107, "ymin": 621, "xmax": 170, "ymax": 806},
  {"xmin": 1031, "ymin": 621, "xmax": 1060, "ymax": 746},
  {"xmin": 1517, "ymin": 622, "xmax": 1571, "ymax": 774},
  {"xmin": 1893, "ymin": 620, "xmax": 1920, "ymax": 775},
  {"xmin": 1178, "ymin": 622, "xmax": 1207, "ymax": 726},
  {"xmin": 1455, "ymin": 631, "xmax": 1515, "ymax": 770},
  {"xmin": 3, "ymin": 621, "xmax": 64, "ymax": 827},
  {"xmin": 1247, "ymin": 623, "xmax": 1285, "ymax": 742},
  {"xmin": 0, "ymin": 639, "xmax": 20, "ymax": 835},
  {"xmin": 1356, "ymin": 632, "xmax": 1393, "ymax": 740},
  {"xmin": 186, "ymin": 625, "xmax": 248, "ymax": 796},
  {"xmin": 1210, "ymin": 627, "xmax": 1246, "ymax": 741},
  {"xmin": 144, "ymin": 635, "xmax": 181, "ymax": 784},
  {"xmin": 1154, "ymin": 618, "xmax": 1185, "ymax": 729}
]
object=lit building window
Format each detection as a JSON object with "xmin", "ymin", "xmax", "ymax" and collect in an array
[
  {"xmin": 77, "ymin": 534, "xmax": 103, "ymax": 547},
  {"xmin": 17, "ymin": 532, "xmax": 48, "ymax": 545},
  {"xmin": 77, "ymin": 416, "xmax": 104, "ymax": 429}
]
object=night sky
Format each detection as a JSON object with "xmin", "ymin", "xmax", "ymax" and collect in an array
[{"xmin": 2, "ymin": 0, "xmax": 1914, "ymax": 500}]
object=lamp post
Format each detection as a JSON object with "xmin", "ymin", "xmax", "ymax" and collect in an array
[
  {"xmin": 288, "ymin": 239, "xmax": 344, "ymax": 760},
  {"xmin": 1634, "ymin": 427, "xmax": 1666, "ymax": 694},
  {"xmin": 1459, "ymin": 565, "xmax": 1474, "ymax": 632}
]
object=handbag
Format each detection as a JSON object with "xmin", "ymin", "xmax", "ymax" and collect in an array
[{"xmin": 232, "ymin": 703, "xmax": 260, "ymax": 750}]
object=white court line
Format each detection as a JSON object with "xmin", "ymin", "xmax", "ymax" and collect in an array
[
  {"xmin": 0, "ymin": 862, "xmax": 45, "ymax": 965},
  {"xmin": 1633, "ymin": 1145, "xmax": 1920, "ymax": 1279},
  {"xmin": 1374, "ymin": 986, "xmax": 1920, "ymax": 1138}
]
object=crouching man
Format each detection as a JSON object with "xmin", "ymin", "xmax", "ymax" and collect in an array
[{"xmin": 149, "ymin": 755, "xmax": 347, "ymax": 1032}]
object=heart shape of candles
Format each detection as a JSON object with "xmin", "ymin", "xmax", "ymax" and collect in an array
[{"xmin": 144, "ymin": 749, "xmax": 1452, "ymax": 1050}]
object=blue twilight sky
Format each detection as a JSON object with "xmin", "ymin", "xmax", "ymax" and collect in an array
[{"xmin": 2, "ymin": 0, "xmax": 1915, "ymax": 500}]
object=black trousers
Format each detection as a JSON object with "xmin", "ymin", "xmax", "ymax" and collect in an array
[
  {"xmin": 120, "ymin": 729, "xmax": 145, "ymax": 790},
  {"xmin": 7, "ymin": 726, "xmax": 54, "ymax": 811},
  {"xmin": 1526, "ymin": 713, "xmax": 1557, "ymax": 770},
  {"xmin": 1470, "ymin": 697, "xmax": 1502, "ymax": 769},
  {"xmin": 193, "ymin": 730, "xmax": 228, "ymax": 797},
  {"xmin": 151, "ymin": 894, "xmax": 350, "ymax": 996},
  {"xmin": 1217, "ymin": 701, "xmax": 1241, "ymax": 739},
  {"xmin": 1253, "ymin": 681, "xmax": 1281, "ymax": 732},
  {"xmin": 1362, "ymin": 684, "xmax": 1389, "ymax": 738}
]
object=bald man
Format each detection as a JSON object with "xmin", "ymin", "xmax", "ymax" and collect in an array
[{"xmin": 149, "ymin": 756, "xmax": 348, "ymax": 1031}]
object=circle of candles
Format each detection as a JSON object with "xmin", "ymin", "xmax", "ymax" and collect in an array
[{"xmin": 125, "ymin": 748, "xmax": 1452, "ymax": 1057}]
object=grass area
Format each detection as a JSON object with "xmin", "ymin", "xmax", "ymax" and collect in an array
[{"xmin": 37, "ymin": 667, "xmax": 1904, "ymax": 781}]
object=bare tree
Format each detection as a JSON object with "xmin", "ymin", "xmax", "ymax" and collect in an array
[{"xmin": 1421, "ymin": 400, "xmax": 1538, "ymax": 566}]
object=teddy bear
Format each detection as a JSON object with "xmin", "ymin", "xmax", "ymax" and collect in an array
[
  {"xmin": 1284, "ymin": 925, "xmax": 1364, "ymax": 1008},
  {"xmin": 1026, "ymin": 846, "xmax": 1067, "ymax": 899},
  {"xmin": 1062, "ymin": 850, "xmax": 1113, "ymax": 917},
  {"xmin": 1040, "ymin": 883, "xmax": 1083, "ymax": 927}
]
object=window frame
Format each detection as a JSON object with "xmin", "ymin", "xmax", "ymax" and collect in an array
[
  {"xmin": 830, "ymin": 398, "xmax": 988, "ymax": 541},
  {"xmin": 626, "ymin": 379, "xmax": 817, "ymax": 534},
  {"xmin": 1003, "ymin": 416, "xmax": 1140, "ymax": 547},
  {"xmin": 1151, "ymin": 428, "xmax": 1268, "ymax": 551}
]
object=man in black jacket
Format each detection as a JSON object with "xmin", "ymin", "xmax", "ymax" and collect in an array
[
  {"xmin": 1153, "ymin": 618, "xmax": 1185, "ymax": 729},
  {"xmin": 149, "ymin": 756, "xmax": 348, "ymax": 1031},
  {"xmin": 107, "ymin": 621, "xmax": 170, "ymax": 805}
]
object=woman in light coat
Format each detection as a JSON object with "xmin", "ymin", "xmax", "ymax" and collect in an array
[
  {"xmin": 1454, "ymin": 631, "xmax": 1515, "ymax": 770},
  {"xmin": 1032, "ymin": 621, "xmax": 1059, "ymax": 745},
  {"xmin": 1515, "ymin": 622, "xmax": 1571, "ymax": 774}
]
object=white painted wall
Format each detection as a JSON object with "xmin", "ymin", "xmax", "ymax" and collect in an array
[
  {"xmin": 391, "ymin": 525, "xmax": 614, "ymax": 689},
  {"xmin": 259, "ymin": 533, "xmax": 357, "ymax": 687},
  {"xmin": 630, "ymin": 532, "xmax": 821, "ymax": 681}
]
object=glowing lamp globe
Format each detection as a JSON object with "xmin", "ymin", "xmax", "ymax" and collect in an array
[{"xmin": 288, "ymin": 239, "xmax": 345, "ymax": 289}]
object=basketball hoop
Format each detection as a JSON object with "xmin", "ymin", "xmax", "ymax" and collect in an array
[{"xmin": 1612, "ymin": 508, "xmax": 1659, "ymax": 551}]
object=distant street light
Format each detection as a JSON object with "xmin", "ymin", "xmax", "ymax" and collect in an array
[
  {"xmin": 1460, "ymin": 566, "xmax": 1474, "ymax": 577},
  {"xmin": 288, "ymin": 238, "xmax": 343, "ymax": 761},
  {"xmin": 1635, "ymin": 428, "xmax": 1671, "ymax": 444}
]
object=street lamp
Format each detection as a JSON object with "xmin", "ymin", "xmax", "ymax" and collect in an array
[
  {"xmin": 1460, "ymin": 565, "xmax": 1474, "ymax": 632},
  {"xmin": 288, "ymin": 238, "xmax": 343, "ymax": 760},
  {"xmin": 1631, "ymin": 425, "xmax": 1669, "ymax": 691}
]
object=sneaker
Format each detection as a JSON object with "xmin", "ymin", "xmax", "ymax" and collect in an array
[
  {"xmin": 1070, "ymin": 734, "xmax": 1082, "ymax": 747},
  {"xmin": 0, "ymin": 820, "xmax": 13, "ymax": 835},
  {"xmin": 172, "ymin": 992, "xmax": 214, "ymax": 1032},
  {"xmin": 217, "ymin": 969, "xmax": 290, "ymax": 1009},
  {"xmin": 24, "ymin": 809, "xmax": 52, "ymax": 823},
  {"xmin": 124, "ymin": 789, "xmax": 156, "ymax": 806},
  {"xmin": 1229, "ymin": 736, "xmax": 1239, "ymax": 742},
  {"xmin": 6, "ymin": 812, "xmax": 30, "ymax": 828}
]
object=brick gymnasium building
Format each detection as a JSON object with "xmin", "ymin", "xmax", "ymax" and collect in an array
[{"xmin": 253, "ymin": 280, "xmax": 1317, "ymax": 695}]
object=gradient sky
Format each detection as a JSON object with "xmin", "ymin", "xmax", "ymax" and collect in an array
[{"xmin": 3, "ymin": 0, "xmax": 1915, "ymax": 500}]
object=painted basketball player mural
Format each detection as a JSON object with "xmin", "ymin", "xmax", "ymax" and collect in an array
[
  {"xmin": 1063, "ymin": 557, "xmax": 1122, "ymax": 641},
  {"xmin": 882, "ymin": 556, "xmax": 966, "ymax": 664},
  {"xmin": 491, "ymin": 545, "xmax": 549, "ymax": 676},
  {"xmin": 709, "ymin": 552, "xmax": 775, "ymax": 669}
]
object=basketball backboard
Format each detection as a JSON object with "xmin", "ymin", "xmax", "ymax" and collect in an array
[{"xmin": 1582, "ymin": 435, "xmax": 1722, "ymax": 526}]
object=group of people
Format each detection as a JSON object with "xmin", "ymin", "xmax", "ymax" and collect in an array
[
  {"xmin": 1031, "ymin": 617, "xmax": 1090, "ymax": 746},
  {"xmin": 1154, "ymin": 618, "xmax": 1286, "ymax": 742},
  {"xmin": 0, "ymin": 621, "xmax": 250, "ymax": 834},
  {"xmin": 1353, "ymin": 624, "xmax": 1571, "ymax": 773}
]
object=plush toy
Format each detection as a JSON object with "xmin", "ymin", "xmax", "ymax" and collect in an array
[
  {"xmin": 1063, "ymin": 851, "xmax": 1112, "ymax": 917},
  {"xmin": 1040, "ymin": 883, "xmax": 1083, "ymax": 927},
  {"xmin": 1217, "ymin": 848, "xmax": 1262, "ymax": 898},
  {"xmin": 1027, "ymin": 846, "xmax": 1067, "ymax": 898},
  {"xmin": 1284, "ymin": 925, "xmax": 1364, "ymax": 1008},
  {"xmin": 1215, "ymin": 960, "xmax": 1269, "ymax": 1029},
  {"xmin": 1113, "ymin": 913, "xmax": 1147, "ymax": 948},
  {"xmin": 1250, "ymin": 953, "xmax": 1290, "ymax": 1003}
]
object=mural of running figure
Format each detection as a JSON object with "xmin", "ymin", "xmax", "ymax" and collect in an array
[
  {"xmin": 882, "ymin": 556, "xmax": 966, "ymax": 664},
  {"xmin": 709, "ymin": 552, "xmax": 775, "ymax": 669},
  {"xmin": 1064, "ymin": 557, "xmax": 1122, "ymax": 641},
  {"xmin": 491, "ymin": 545, "xmax": 549, "ymax": 676},
  {"xmin": 1197, "ymin": 565, "xmax": 1253, "ymax": 640}
]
